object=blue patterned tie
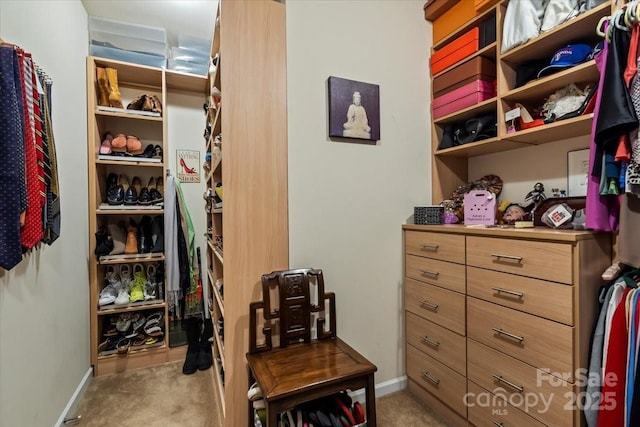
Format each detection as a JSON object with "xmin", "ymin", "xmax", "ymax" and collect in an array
[{"xmin": 0, "ymin": 47, "xmax": 25, "ymax": 269}]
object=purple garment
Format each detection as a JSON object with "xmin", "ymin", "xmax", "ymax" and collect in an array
[{"xmin": 586, "ymin": 44, "xmax": 620, "ymax": 231}]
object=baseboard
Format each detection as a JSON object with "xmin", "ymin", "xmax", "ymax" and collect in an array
[
  {"xmin": 55, "ymin": 367, "xmax": 93, "ymax": 427},
  {"xmin": 349, "ymin": 375, "xmax": 407, "ymax": 402}
]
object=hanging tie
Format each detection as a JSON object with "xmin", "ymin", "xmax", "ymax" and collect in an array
[{"xmin": 0, "ymin": 47, "xmax": 25, "ymax": 269}]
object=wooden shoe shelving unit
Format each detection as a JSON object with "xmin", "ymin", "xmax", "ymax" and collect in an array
[{"xmin": 86, "ymin": 56, "xmax": 208, "ymax": 376}]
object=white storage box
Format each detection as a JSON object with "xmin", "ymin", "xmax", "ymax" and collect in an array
[
  {"xmin": 90, "ymin": 45, "xmax": 166, "ymax": 69},
  {"xmin": 171, "ymin": 47, "xmax": 209, "ymax": 63},
  {"xmin": 178, "ymin": 34, "xmax": 211, "ymax": 55},
  {"xmin": 167, "ymin": 58, "xmax": 208, "ymax": 76},
  {"xmin": 89, "ymin": 16, "xmax": 168, "ymax": 57}
]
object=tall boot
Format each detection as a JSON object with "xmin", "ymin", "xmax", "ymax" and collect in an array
[
  {"xmin": 96, "ymin": 67, "xmax": 110, "ymax": 107},
  {"xmin": 105, "ymin": 67, "xmax": 124, "ymax": 109},
  {"xmin": 182, "ymin": 317, "xmax": 201, "ymax": 375},
  {"xmin": 197, "ymin": 317, "xmax": 213, "ymax": 370}
]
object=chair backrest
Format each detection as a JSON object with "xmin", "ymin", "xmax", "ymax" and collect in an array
[{"xmin": 249, "ymin": 268, "xmax": 336, "ymax": 354}]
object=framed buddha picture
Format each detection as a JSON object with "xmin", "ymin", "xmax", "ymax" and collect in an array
[{"xmin": 328, "ymin": 76, "xmax": 380, "ymax": 141}]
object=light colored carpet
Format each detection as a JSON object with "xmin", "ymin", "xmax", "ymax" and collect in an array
[
  {"xmin": 76, "ymin": 361, "xmax": 221, "ymax": 427},
  {"xmin": 75, "ymin": 362, "xmax": 447, "ymax": 426}
]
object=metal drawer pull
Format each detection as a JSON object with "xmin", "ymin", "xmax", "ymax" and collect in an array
[
  {"xmin": 493, "ymin": 421, "xmax": 504, "ymax": 427},
  {"xmin": 419, "ymin": 269, "xmax": 440, "ymax": 277},
  {"xmin": 491, "ymin": 253, "xmax": 523, "ymax": 262},
  {"xmin": 421, "ymin": 371, "xmax": 440, "ymax": 385},
  {"xmin": 492, "ymin": 374, "xmax": 524, "ymax": 393},
  {"xmin": 420, "ymin": 300, "xmax": 439, "ymax": 310},
  {"xmin": 420, "ymin": 244, "xmax": 439, "ymax": 250},
  {"xmin": 421, "ymin": 336, "xmax": 440, "ymax": 347},
  {"xmin": 492, "ymin": 328, "xmax": 524, "ymax": 342},
  {"xmin": 491, "ymin": 287, "xmax": 524, "ymax": 298}
]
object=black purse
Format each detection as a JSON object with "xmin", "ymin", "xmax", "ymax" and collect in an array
[{"xmin": 455, "ymin": 113, "xmax": 497, "ymax": 145}]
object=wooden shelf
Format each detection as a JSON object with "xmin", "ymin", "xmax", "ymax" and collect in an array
[
  {"xmin": 98, "ymin": 341, "xmax": 166, "ymax": 360},
  {"xmin": 500, "ymin": 2, "xmax": 610, "ymax": 64},
  {"xmin": 209, "ymin": 269, "xmax": 225, "ymax": 318},
  {"xmin": 503, "ymin": 113, "xmax": 593, "ymax": 144},
  {"xmin": 213, "ymin": 323, "xmax": 225, "ymax": 369},
  {"xmin": 211, "ymin": 9, "xmax": 220, "ymax": 57},
  {"xmin": 434, "ymin": 98, "xmax": 497, "ymax": 125},
  {"xmin": 98, "ymin": 253, "xmax": 165, "ymax": 264},
  {"xmin": 97, "ymin": 300, "xmax": 165, "ymax": 315},
  {"xmin": 91, "ymin": 56, "xmax": 163, "ymax": 88},
  {"xmin": 501, "ymin": 60, "xmax": 598, "ymax": 103},
  {"xmin": 95, "ymin": 109, "xmax": 163, "ymax": 122},
  {"xmin": 432, "ymin": 42, "xmax": 497, "ymax": 79},
  {"xmin": 96, "ymin": 159, "xmax": 164, "ymax": 167},
  {"xmin": 208, "ymin": 239, "xmax": 224, "ymax": 264},
  {"xmin": 212, "ymin": 356, "xmax": 226, "ymax": 417},
  {"xmin": 97, "ymin": 207, "xmax": 164, "ymax": 215},
  {"xmin": 165, "ymin": 69, "xmax": 208, "ymax": 94},
  {"xmin": 434, "ymin": 137, "xmax": 529, "ymax": 158},
  {"xmin": 432, "ymin": 5, "xmax": 497, "ymax": 51}
]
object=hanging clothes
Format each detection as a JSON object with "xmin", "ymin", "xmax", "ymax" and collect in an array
[{"xmin": 586, "ymin": 34, "xmax": 620, "ymax": 231}]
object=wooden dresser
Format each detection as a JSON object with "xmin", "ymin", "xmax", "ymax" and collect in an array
[{"xmin": 403, "ymin": 224, "xmax": 611, "ymax": 427}]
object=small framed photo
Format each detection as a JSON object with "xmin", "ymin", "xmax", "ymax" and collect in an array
[
  {"xmin": 328, "ymin": 76, "xmax": 380, "ymax": 141},
  {"xmin": 567, "ymin": 148, "xmax": 590, "ymax": 197}
]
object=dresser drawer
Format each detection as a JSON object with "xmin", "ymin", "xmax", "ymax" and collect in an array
[
  {"xmin": 406, "ymin": 254, "xmax": 465, "ymax": 293},
  {"xmin": 405, "ymin": 278, "xmax": 465, "ymax": 335},
  {"xmin": 405, "ymin": 231, "xmax": 465, "ymax": 263},
  {"xmin": 407, "ymin": 344, "xmax": 467, "ymax": 417},
  {"xmin": 467, "ymin": 266, "xmax": 573, "ymax": 325},
  {"xmin": 467, "ymin": 381, "xmax": 546, "ymax": 427},
  {"xmin": 466, "ymin": 236, "xmax": 573, "ymax": 284},
  {"xmin": 406, "ymin": 311, "xmax": 466, "ymax": 375},
  {"xmin": 467, "ymin": 340, "xmax": 573, "ymax": 427},
  {"xmin": 467, "ymin": 297, "xmax": 573, "ymax": 381}
]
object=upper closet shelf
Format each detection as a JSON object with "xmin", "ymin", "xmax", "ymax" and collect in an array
[{"xmin": 500, "ymin": 1, "xmax": 609, "ymax": 64}]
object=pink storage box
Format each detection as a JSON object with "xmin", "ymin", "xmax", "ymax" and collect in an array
[{"xmin": 432, "ymin": 79, "xmax": 495, "ymax": 119}]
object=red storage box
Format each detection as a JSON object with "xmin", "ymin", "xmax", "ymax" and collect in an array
[
  {"xmin": 433, "ymin": 56, "xmax": 495, "ymax": 98},
  {"xmin": 430, "ymin": 27, "xmax": 479, "ymax": 75},
  {"xmin": 432, "ymin": 79, "xmax": 495, "ymax": 119}
]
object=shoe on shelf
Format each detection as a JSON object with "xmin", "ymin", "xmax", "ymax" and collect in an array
[
  {"xmin": 129, "ymin": 263, "xmax": 146, "ymax": 303},
  {"xmin": 141, "ymin": 144, "xmax": 155, "ymax": 158},
  {"xmin": 99, "ymin": 265, "xmax": 121, "ymax": 306},
  {"xmin": 126, "ymin": 136, "xmax": 143, "ymax": 155},
  {"xmin": 514, "ymin": 103, "xmax": 545, "ymax": 130},
  {"xmin": 123, "ymin": 176, "xmax": 138, "ymax": 206},
  {"xmin": 124, "ymin": 219, "xmax": 138, "ymax": 254},
  {"xmin": 99, "ymin": 132, "xmax": 113, "ymax": 155},
  {"xmin": 211, "ymin": 145, "xmax": 222, "ymax": 171},
  {"xmin": 150, "ymin": 216, "xmax": 164, "ymax": 253},
  {"xmin": 94, "ymin": 225, "xmax": 113, "ymax": 256},
  {"xmin": 145, "ymin": 264, "xmax": 157, "ymax": 300},
  {"xmin": 96, "ymin": 67, "xmax": 110, "ymax": 107},
  {"xmin": 108, "ymin": 222, "xmax": 126, "ymax": 255},
  {"xmin": 137, "ymin": 216, "xmax": 152, "ymax": 253},
  {"xmin": 105, "ymin": 67, "xmax": 124, "ymax": 109}
]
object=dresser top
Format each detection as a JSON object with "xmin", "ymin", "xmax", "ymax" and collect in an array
[{"xmin": 402, "ymin": 224, "xmax": 607, "ymax": 242}]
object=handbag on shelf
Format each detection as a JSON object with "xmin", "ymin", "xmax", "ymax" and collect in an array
[{"xmin": 438, "ymin": 113, "xmax": 497, "ymax": 150}]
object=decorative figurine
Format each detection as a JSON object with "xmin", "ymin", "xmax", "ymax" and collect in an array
[{"xmin": 524, "ymin": 182, "xmax": 547, "ymax": 211}]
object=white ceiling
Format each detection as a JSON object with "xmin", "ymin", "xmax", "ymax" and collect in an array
[{"xmin": 81, "ymin": 0, "xmax": 218, "ymax": 51}]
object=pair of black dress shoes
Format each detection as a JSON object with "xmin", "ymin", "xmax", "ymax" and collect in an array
[{"xmin": 134, "ymin": 216, "xmax": 164, "ymax": 254}]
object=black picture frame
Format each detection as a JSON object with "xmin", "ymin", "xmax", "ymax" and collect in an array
[{"xmin": 328, "ymin": 76, "xmax": 380, "ymax": 141}]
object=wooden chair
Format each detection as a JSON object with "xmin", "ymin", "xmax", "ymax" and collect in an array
[{"xmin": 246, "ymin": 268, "xmax": 377, "ymax": 426}]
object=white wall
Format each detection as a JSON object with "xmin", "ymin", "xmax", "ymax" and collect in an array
[
  {"xmin": 166, "ymin": 92, "xmax": 208, "ymax": 306},
  {"xmin": 287, "ymin": 1, "xmax": 431, "ymax": 386},
  {"xmin": 0, "ymin": 1, "xmax": 90, "ymax": 426},
  {"xmin": 469, "ymin": 135, "xmax": 589, "ymax": 204}
]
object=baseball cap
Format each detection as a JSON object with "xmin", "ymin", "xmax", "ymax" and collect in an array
[{"xmin": 537, "ymin": 44, "xmax": 592, "ymax": 79}]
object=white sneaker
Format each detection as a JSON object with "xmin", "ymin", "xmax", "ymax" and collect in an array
[
  {"xmin": 99, "ymin": 266, "xmax": 120, "ymax": 306},
  {"xmin": 114, "ymin": 264, "xmax": 131, "ymax": 305}
]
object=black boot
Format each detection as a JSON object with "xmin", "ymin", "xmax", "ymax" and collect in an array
[
  {"xmin": 197, "ymin": 318, "xmax": 213, "ymax": 370},
  {"xmin": 182, "ymin": 318, "xmax": 201, "ymax": 375}
]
